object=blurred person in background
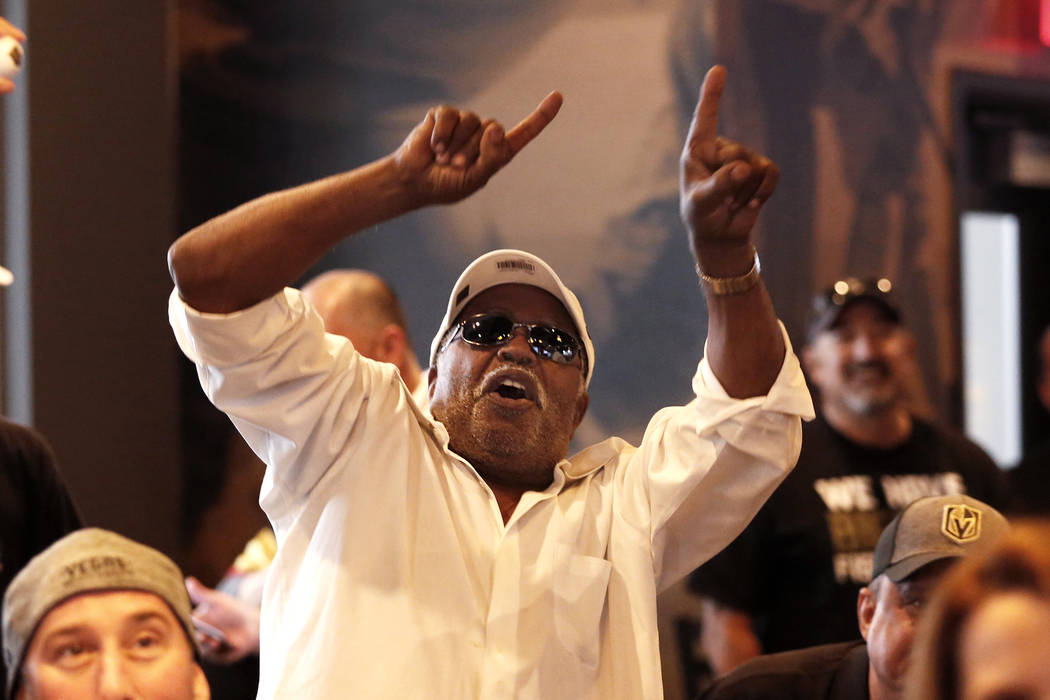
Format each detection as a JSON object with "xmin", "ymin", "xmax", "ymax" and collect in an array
[
  {"xmin": 699, "ymin": 494, "xmax": 1008, "ymax": 700},
  {"xmin": 0, "ymin": 18, "xmax": 84, "ymax": 685},
  {"xmin": 692, "ymin": 279, "xmax": 1007, "ymax": 675}
]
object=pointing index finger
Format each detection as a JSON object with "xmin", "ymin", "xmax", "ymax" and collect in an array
[
  {"xmin": 505, "ymin": 91, "xmax": 564, "ymax": 156},
  {"xmin": 690, "ymin": 65, "xmax": 726, "ymax": 144}
]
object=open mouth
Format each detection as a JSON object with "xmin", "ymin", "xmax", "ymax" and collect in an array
[
  {"xmin": 495, "ymin": 380, "xmax": 528, "ymax": 400},
  {"xmin": 482, "ymin": 369, "xmax": 540, "ymax": 407}
]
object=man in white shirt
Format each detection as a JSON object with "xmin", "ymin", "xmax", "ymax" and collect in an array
[{"xmin": 167, "ymin": 67, "xmax": 813, "ymax": 698}]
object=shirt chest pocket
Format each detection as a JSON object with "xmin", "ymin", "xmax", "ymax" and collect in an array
[{"xmin": 552, "ymin": 548, "xmax": 612, "ymax": 670}]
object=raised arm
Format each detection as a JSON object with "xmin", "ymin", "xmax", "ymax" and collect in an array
[
  {"xmin": 168, "ymin": 93, "xmax": 563, "ymax": 313},
  {"xmin": 680, "ymin": 66, "xmax": 784, "ymax": 398}
]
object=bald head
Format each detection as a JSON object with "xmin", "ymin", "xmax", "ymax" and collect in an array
[{"xmin": 302, "ymin": 269, "xmax": 421, "ymax": 392}]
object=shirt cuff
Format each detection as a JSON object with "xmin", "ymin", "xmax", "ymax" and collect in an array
[{"xmin": 692, "ymin": 320, "xmax": 815, "ymax": 422}]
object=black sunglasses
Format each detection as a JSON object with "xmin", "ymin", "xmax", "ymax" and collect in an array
[{"xmin": 443, "ymin": 313, "xmax": 586, "ymax": 369}]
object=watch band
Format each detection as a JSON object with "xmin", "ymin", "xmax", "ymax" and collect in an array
[{"xmin": 697, "ymin": 250, "xmax": 761, "ymax": 295}]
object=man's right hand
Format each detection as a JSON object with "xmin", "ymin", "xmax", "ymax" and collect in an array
[
  {"xmin": 169, "ymin": 91, "xmax": 562, "ymax": 314},
  {"xmin": 393, "ymin": 92, "xmax": 563, "ymax": 207}
]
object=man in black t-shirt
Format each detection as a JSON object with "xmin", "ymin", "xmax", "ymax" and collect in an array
[{"xmin": 690, "ymin": 278, "xmax": 1007, "ymax": 676}]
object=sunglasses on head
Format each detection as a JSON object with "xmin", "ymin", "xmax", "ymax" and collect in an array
[
  {"xmin": 443, "ymin": 313, "xmax": 586, "ymax": 369},
  {"xmin": 815, "ymin": 277, "xmax": 894, "ymax": 310}
]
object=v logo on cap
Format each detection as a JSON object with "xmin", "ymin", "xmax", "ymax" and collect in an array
[{"xmin": 942, "ymin": 504, "xmax": 982, "ymax": 543}]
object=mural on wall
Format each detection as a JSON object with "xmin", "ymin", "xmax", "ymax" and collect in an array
[
  {"xmin": 176, "ymin": 1, "xmax": 1011, "ymax": 696},
  {"xmin": 175, "ymin": 0, "xmax": 992, "ymax": 579},
  {"xmin": 672, "ymin": 0, "xmax": 992, "ymax": 415},
  {"xmin": 179, "ymin": 0, "xmax": 699, "ymax": 452}
]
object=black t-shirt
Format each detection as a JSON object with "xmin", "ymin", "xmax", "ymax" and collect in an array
[
  {"xmin": 690, "ymin": 415, "xmax": 1006, "ymax": 653},
  {"xmin": 697, "ymin": 641, "xmax": 870, "ymax": 700}
]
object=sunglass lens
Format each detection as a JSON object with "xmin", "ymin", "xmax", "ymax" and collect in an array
[
  {"xmin": 529, "ymin": 326, "xmax": 577, "ymax": 364},
  {"xmin": 462, "ymin": 314, "xmax": 514, "ymax": 345}
]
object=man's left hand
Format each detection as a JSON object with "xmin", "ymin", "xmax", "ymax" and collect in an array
[{"xmin": 680, "ymin": 66, "xmax": 779, "ymax": 262}]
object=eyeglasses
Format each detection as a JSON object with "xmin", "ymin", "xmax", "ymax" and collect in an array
[{"xmin": 442, "ymin": 313, "xmax": 586, "ymax": 370}]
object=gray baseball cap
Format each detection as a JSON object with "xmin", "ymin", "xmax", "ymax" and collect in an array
[
  {"xmin": 3, "ymin": 528, "xmax": 197, "ymax": 699},
  {"xmin": 871, "ymin": 494, "xmax": 1009, "ymax": 583}
]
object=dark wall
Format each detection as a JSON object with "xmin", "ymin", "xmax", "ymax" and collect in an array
[{"xmin": 19, "ymin": 1, "xmax": 180, "ymax": 554}]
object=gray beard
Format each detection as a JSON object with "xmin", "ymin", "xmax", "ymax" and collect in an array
[
  {"xmin": 442, "ymin": 407, "xmax": 560, "ymax": 492},
  {"xmin": 842, "ymin": 390, "xmax": 899, "ymax": 417},
  {"xmin": 430, "ymin": 362, "xmax": 581, "ymax": 492}
]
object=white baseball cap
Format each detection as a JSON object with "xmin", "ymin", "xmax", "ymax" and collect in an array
[{"xmin": 429, "ymin": 249, "xmax": 594, "ymax": 386}]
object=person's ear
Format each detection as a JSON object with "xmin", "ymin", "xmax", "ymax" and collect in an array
[
  {"xmin": 375, "ymin": 325, "xmax": 407, "ymax": 364},
  {"xmin": 1037, "ymin": 371, "xmax": 1050, "ymax": 413},
  {"xmin": 193, "ymin": 664, "xmax": 211, "ymax": 700},
  {"xmin": 899, "ymin": 329, "xmax": 917, "ymax": 358},
  {"xmin": 857, "ymin": 585, "xmax": 876, "ymax": 641},
  {"xmin": 573, "ymin": 390, "xmax": 589, "ymax": 429},
  {"xmin": 427, "ymin": 365, "xmax": 438, "ymax": 401}
]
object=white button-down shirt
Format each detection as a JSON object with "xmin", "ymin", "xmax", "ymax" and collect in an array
[{"xmin": 170, "ymin": 288, "xmax": 813, "ymax": 699}]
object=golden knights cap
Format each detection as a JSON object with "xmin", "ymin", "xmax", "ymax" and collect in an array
[{"xmin": 871, "ymin": 494, "xmax": 1009, "ymax": 583}]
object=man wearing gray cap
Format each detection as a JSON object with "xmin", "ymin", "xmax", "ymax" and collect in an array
[
  {"xmin": 3, "ymin": 528, "xmax": 209, "ymax": 700},
  {"xmin": 166, "ymin": 67, "xmax": 814, "ymax": 698},
  {"xmin": 698, "ymin": 494, "xmax": 1009, "ymax": 700}
]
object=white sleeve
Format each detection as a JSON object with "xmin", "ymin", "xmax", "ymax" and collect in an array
[
  {"xmin": 614, "ymin": 321, "xmax": 815, "ymax": 590},
  {"xmin": 168, "ymin": 287, "xmax": 413, "ymax": 523}
]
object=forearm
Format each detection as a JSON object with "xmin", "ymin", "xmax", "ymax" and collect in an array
[
  {"xmin": 697, "ymin": 240, "xmax": 784, "ymax": 398},
  {"xmin": 169, "ymin": 95, "xmax": 563, "ymax": 314},
  {"xmin": 681, "ymin": 67, "xmax": 785, "ymax": 397},
  {"xmin": 168, "ymin": 155, "xmax": 418, "ymax": 313}
]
